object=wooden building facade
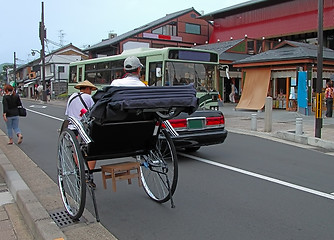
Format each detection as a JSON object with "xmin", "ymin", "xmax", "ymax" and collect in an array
[{"xmin": 86, "ymin": 8, "xmax": 213, "ymax": 58}]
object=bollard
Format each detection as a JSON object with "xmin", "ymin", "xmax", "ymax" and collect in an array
[
  {"xmin": 264, "ymin": 97, "xmax": 273, "ymax": 132},
  {"xmin": 296, "ymin": 117, "xmax": 303, "ymax": 135},
  {"xmin": 251, "ymin": 113, "xmax": 257, "ymax": 131}
]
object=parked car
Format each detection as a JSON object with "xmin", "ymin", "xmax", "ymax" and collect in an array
[{"xmin": 166, "ymin": 109, "xmax": 228, "ymax": 152}]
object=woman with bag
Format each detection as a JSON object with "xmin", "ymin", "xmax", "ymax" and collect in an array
[{"xmin": 2, "ymin": 84, "xmax": 23, "ymax": 145}]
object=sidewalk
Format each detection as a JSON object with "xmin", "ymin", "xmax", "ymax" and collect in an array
[
  {"xmin": 1, "ymin": 99, "xmax": 334, "ymax": 240},
  {"xmin": 221, "ymin": 102, "xmax": 334, "ymax": 151},
  {"xmin": 0, "ymin": 174, "xmax": 33, "ymax": 240}
]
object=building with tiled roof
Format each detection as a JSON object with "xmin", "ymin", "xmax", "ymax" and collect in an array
[
  {"xmin": 233, "ymin": 41, "xmax": 334, "ymax": 111},
  {"xmin": 86, "ymin": 8, "xmax": 213, "ymax": 58},
  {"xmin": 16, "ymin": 44, "xmax": 88, "ymax": 98}
]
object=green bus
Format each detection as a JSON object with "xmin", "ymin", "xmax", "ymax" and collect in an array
[{"xmin": 68, "ymin": 47, "xmax": 220, "ymax": 110}]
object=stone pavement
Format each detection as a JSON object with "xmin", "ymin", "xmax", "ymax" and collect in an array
[
  {"xmin": 0, "ymin": 174, "xmax": 33, "ymax": 240},
  {"xmin": 1, "ymin": 98, "xmax": 334, "ymax": 240}
]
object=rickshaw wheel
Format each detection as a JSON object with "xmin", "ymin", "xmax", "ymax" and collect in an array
[
  {"xmin": 57, "ymin": 128, "xmax": 86, "ymax": 220},
  {"xmin": 140, "ymin": 128, "xmax": 178, "ymax": 203}
]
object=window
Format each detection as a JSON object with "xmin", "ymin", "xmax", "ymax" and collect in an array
[
  {"xmin": 58, "ymin": 66, "xmax": 65, "ymax": 73},
  {"xmin": 85, "ymin": 61, "xmax": 117, "ymax": 85},
  {"xmin": 152, "ymin": 22, "xmax": 177, "ymax": 36},
  {"xmin": 69, "ymin": 66, "xmax": 77, "ymax": 83},
  {"xmin": 166, "ymin": 62, "xmax": 216, "ymax": 91},
  {"xmin": 247, "ymin": 40, "xmax": 255, "ymax": 54},
  {"xmin": 149, "ymin": 62, "xmax": 163, "ymax": 86},
  {"xmin": 185, "ymin": 23, "xmax": 200, "ymax": 35},
  {"xmin": 168, "ymin": 50, "xmax": 218, "ymax": 62}
]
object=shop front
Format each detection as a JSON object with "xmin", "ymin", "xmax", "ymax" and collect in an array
[{"xmin": 233, "ymin": 40, "xmax": 334, "ymax": 113}]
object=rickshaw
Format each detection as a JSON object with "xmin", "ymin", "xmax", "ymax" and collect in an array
[{"xmin": 57, "ymin": 84, "xmax": 198, "ymax": 221}]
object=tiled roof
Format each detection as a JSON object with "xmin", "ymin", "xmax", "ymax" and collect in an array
[
  {"xmin": 233, "ymin": 40, "xmax": 334, "ymax": 64},
  {"xmin": 85, "ymin": 8, "xmax": 196, "ymax": 51}
]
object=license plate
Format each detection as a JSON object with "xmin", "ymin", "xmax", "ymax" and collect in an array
[{"xmin": 187, "ymin": 117, "xmax": 205, "ymax": 129}]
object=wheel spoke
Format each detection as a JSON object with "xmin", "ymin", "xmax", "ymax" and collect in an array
[
  {"xmin": 57, "ymin": 129, "xmax": 86, "ymax": 220},
  {"xmin": 140, "ymin": 129, "xmax": 178, "ymax": 203}
]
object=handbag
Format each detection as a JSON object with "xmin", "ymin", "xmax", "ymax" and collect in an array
[{"xmin": 18, "ymin": 106, "xmax": 27, "ymax": 117}]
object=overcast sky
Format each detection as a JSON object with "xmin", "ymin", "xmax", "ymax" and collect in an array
[{"xmin": 1, "ymin": 0, "xmax": 249, "ymax": 64}]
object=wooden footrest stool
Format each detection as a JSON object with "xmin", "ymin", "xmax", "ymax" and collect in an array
[{"xmin": 101, "ymin": 162, "xmax": 142, "ymax": 192}]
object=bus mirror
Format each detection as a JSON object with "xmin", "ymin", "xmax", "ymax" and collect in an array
[{"xmin": 156, "ymin": 67, "xmax": 162, "ymax": 78}]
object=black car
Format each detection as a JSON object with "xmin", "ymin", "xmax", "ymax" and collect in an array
[{"xmin": 166, "ymin": 109, "xmax": 228, "ymax": 152}]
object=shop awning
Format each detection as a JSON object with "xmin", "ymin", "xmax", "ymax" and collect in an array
[{"xmin": 236, "ymin": 68, "xmax": 271, "ymax": 110}]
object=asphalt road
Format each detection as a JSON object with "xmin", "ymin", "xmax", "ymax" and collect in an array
[{"xmin": 1, "ymin": 99, "xmax": 334, "ymax": 239}]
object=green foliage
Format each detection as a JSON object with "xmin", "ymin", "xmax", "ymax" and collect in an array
[
  {"xmin": 0, "ymin": 64, "xmax": 10, "ymax": 82},
  {"xmin": 0, "ymin": 63, "xmax": 13, "ymax": 72}
]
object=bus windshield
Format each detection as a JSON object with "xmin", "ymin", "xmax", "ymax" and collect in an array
[{"xmin": 165, "ymin": 62, "xmax": 216, "ymax": 92}]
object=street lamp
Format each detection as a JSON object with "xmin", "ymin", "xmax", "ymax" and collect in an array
[
  {"xmin": 13, "ymin": 52, "xmax": 17, "ymax": 87},
  {"xmin": 31, "ymin": 49, "xmax": 40, "ymax": 56}
]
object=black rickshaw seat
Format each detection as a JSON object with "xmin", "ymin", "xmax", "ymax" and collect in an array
[{"xmin": 84, "ymin": 84, "xmax": 198, "ymax": 160}]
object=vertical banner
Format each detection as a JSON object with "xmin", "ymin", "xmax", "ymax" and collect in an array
[{"xmin": 297, "ymin": 71, "xmax": 308, "ymax": 115}]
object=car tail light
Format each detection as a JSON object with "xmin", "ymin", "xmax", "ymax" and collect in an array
[
  {"xmin": 164, "ymin": 119, "xmax": 187, "ymax": 128},
  {"xmin": 206, "ymin": 116, "xmax": 225, "ymax": 126}
]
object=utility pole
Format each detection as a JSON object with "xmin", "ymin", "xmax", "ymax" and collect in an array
[
  {"xmin": 13, "ymin": 52, "xmax": 16, "ymax": 88},
  {"xmin": 315, "ymin": 0, "xmax": 323, "ymax": 138},
  {"xmin": 40, "ymin": 2, "xmax": 47, "ymax": 102}
]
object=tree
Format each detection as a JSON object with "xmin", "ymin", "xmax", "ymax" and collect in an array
[{"xmin": 0, "ymin": 64, "xmax": 13, "ymax": 83}]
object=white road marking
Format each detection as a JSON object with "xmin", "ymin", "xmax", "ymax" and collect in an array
[
  {"xmin": 0, "ymin": 100, "xmax": 62, "ymax": 121},
  {"xmin": 27, "ymin": 108, "xmax": 64, "ymax": 121},
  {"xmin": 179, "ymin": 152, "xmax": 334, "ymax": 201},
  {"xmin": 29, "ymin": 105, "xmax": 47, "ymax": 109}
]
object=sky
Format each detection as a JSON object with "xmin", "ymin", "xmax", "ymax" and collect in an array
[{"xmin": 1, "ymin": 0, "xmax": 249, "ymax": 65}]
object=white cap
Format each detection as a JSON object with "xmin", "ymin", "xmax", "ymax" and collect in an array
[{"xmin": 124, "ymin": 56, "xmax": 144, "ymax": 70}]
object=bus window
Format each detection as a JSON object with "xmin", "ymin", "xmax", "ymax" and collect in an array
[
  {"xmin": 166, "ymin": 62, "xmax": 216, "ymax": 91},
  {"xmin": 96, "ymin": 62, "xmax": 110, "ymax": 84},
  {"xmin": 78, "ymin": 67, "xmax": 83, "ymax": 82},
  {"xmin": 140, "ymin": 68, "xmax": 146, "ymax": 85},
  {"xmin": 85, "ymin": 72, "xmax": 96, "ymax": 83},
  {"xmin": 148, "ymin": 62, "xmax": 162, "ymax": 86},
  {"xmin": 110, "ymin": 60, "xmax": 124, "ymax": 81},
  {"xmin": 69, "ymin": 66, "xmax": 77, "ymax": 83}
]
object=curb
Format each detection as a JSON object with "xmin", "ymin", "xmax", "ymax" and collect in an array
[
  {"xmin": 275, "ymin": 131, "xmax": 334, "ymax": 151},
  {"xmin": 0, "ymin": 152, "xmax": 66, "ymax": 240},
  {"xmin": 228, "ymin": 127, "xmax": 334, "ymax": 151}
]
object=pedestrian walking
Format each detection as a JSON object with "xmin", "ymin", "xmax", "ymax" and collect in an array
[
  {"xmin": 229, "ymin": 81, "xmax": 235, "ymax": 103},
  {"xmin": 2, "ymin": 84, "xmax": 23, "ymax": 145},
  {"xmin": 325, "ymin": 81, "xmax": 334, "ymax": 117}
]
